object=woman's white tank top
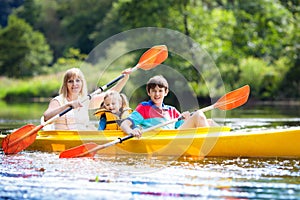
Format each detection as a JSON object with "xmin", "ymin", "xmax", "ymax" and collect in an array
[{"xmin": 53, "ymin": 95, "xmax": 90, "ymax": 130}]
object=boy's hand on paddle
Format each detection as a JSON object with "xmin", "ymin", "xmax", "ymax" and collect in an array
[
  {"xmin": 131, "ymin": 128, "xmax": 142, "ymax": 138},
  {"xmin": 181, "ymin": 111, "xmax": 191, "ymax": 120}
]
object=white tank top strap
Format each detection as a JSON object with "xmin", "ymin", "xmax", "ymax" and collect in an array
[{"xmin": 52, "ymin": 95, "xmax": 92, "ymax": 130}]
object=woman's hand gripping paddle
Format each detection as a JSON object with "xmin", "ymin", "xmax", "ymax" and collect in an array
[
  {"xmin": 1, "ymin": 45, "xmax": 168, "ymax": 155},
  {"xmin": 59, "ymin": 85, "xmax": 250, "ymax": 158}
]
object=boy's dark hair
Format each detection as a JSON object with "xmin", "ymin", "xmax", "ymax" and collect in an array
[{"xmin": 146, "ymin": 75, "xmax": 169, "ymax": 93}]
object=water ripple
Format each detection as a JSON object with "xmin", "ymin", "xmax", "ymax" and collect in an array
[{"xmin": 2, "ymin": 152, "xmax": 299, "ymax": 199}]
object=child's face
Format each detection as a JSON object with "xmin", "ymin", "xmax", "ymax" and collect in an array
[
  {"xmin": 103, "ymin": 96, "xmax": 121, "ymax": 114},
  {"xmin": 147, "ymin": 85, "xmax": 168, "ymax": 107}
]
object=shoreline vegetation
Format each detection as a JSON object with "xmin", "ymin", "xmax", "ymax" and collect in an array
[
  {"xmin": 1, "ymin": 1, "xmax": 299, "ymax": 105},
  {"xmin": 1, "ymin": 72, "xmax": 299, "ymax": 106},
  {"xmin": 3, "ymin": 98, "xmax": 300, "ymax": 107},
  {"xmin": 4, "ymin": 95, "xmax": 300, "ymax": 107},
  {"xmin": 249, "ymin": 100, "xmax": 300, "ymax": 106}
]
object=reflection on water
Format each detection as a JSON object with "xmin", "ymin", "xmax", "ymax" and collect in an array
[
  {"xmin": 0, "ymin": 103, "xmax": 300, "ymax": 199},
  {"xmin": 0, "ymin": 152, "xmax": 299, "ymax": 199},
  {"xmin": 225, "ymin": 118, "xmax": 300, "ymax": 131}
]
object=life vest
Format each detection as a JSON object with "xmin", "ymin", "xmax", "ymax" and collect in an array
[{"xmin": 94, "ymin": 108, "xmax": 132, "ymax": 130}]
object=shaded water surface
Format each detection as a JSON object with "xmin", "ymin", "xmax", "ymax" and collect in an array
[
  {"xmin": 0, "ymin": 103, "xmax": 300, "ymax": 199},
  {"xmin": 1, "ymin": 152, "xmax": 299, "ymax": 200}
]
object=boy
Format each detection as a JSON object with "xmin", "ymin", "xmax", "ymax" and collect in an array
[{"xmin": 120, "ymin": 75, "xmax": 211, "ymax": 138}]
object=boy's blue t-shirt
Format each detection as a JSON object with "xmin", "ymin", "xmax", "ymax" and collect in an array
[{"xmin": 128, "ymin": 100, "xmax": 183, "ymax": 129}]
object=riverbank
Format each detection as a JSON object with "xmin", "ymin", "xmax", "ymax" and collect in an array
[
  {"xmin": 1, "ymin": 74, "xmax": 299, "ymax": 105},
  {"xmin": 247, "ymin": 99, "xmax": 300, "ymax": 106},
  {"xmin": 3, "ymin": 96, "xmax": 300, "ymax": 107}
]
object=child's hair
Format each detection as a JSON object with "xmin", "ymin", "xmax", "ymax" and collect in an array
[
  {"xmin": 101, "ymin": 91, "xmax": 129, "ymax": 111},
  {"xmin": 146, "ymin": 75, "xmax": 169, "ymax": 93}
]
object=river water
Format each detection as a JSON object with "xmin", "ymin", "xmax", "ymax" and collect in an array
[{"xmin": 0, "ymin": 102, "xmax": 300, "ymax": 199}]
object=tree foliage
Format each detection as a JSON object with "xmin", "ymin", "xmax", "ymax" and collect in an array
[
  {"xmin": 0, "ymin": 0, "xmax": 24, "ymax": 27},
  {"xmin": 0, "ymin": 15, "xmax": 52, "ymax": 78},
  {"xmin": 15, "ymin": 0, "xmax": 115, "ymax": 59},
  {"xmin": 0, "ymin": 0, "xmax": 299, "ymax": 99}
]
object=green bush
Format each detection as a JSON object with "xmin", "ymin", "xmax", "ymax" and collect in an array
[
  {"xmin": 2, "ymin": 75, "xmax": 61, "ymax": 102},
  {"xmin": 238, "ymin": 57, "xmax": 290, "ymax": 100}
]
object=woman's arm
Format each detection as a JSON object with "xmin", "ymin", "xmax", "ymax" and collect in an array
[
  {"xmin": 89, "ymin": 68, "xmax": 132, "ymax": 109},
  {"xmin": 110, "ymin": 73, "xmax": 130, "ymax": 92},
  {"xmin": 43, "ymin": 99, "xmax": 82, "ymax": 121}
]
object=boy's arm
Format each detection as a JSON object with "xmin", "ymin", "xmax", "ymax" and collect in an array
[{"xmin": 120, "ymin": 119, "xmax": 142, "ymax": 138}]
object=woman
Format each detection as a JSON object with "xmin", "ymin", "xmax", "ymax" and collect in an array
[{"xmin": 43, "ymin": 68, "xmax": 131, "ymax": 130}]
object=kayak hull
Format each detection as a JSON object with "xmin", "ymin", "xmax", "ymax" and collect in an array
[{"xmin": 1, "ymin": 127, "xmax": 299, "ymax": 158}]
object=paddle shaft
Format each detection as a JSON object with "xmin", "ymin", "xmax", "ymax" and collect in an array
[
  {"xmin": 72, "ymin": 105, "xmax": 215, "ymax": 157},
  {"xmin": 86, "ymin": 85, "xmax": 250, "ymax": 154},
  {"xmin": 8, "ymin": 57, "xmax": 153, "ymax": 148},
  {"xmin": 95, "ymin": 100, "xmax": 242, "ymax": 152},
  {"xmin": 5, "ymin": 125, "xmax": 44, "ymax": 148},
  {"xmin": 61, "ymin": 85, "xmax": 249, "ymax": 158},
  {"xmin": 90, "ymin": 65, "xmax": 140, "ymax": 97},
  {"xmin": 45, "ymin": 45, "xmax": 167, "ymax": 126},
  {"xmin": 189, "ymin": 85, "xmax": 250, "ymax": 114},
  {"xmin": 6, "ymin": 74, "xmax": 132, "ymax": 148},
  {"xmin": 75, "ymin": 105, "xmax": 216, "ymax": 157},
  {"xmin": 75, "ymin": 119, "xmax": 178, "ymax": 157},
  {"xmin": 3, "ymin": 45, "xmax": 168, "ymax": 155}
]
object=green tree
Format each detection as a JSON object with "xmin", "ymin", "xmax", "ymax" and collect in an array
[
  {"xmin": 16, "ymin": 0, "xmax": 66, "ymax": 60},
  {"xmin": 16, "ymin": 0, "xmax": 116, "ymax": 59},
  {"xmin": 231, "ymin": 0, "xmax": 294, "ymax": 63},
  {"xmin": 10, "ymin": 0, "xmax": 299, "ymax": 99},
  {"xmin": 277, "ymin": 0, "xmax": 300, "ymax": 98},
  {"xmin": 0, "ymin": 15, "xmax": 52, "ymax": 78},
  {"xmin": 58, "ymin": 0, "xmax": 115, "ymax": 53},
  {"xmin": 178, "ymin": 0, "xmax": 298, "ymax": 98},
  {"xmin": 0, "ymin": 0, "xmax": 23, "ymax": 27}
]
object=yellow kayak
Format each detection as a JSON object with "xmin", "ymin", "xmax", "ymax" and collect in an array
[{"xmin": 1, "ymin": 126, "xmax": 299, "ymax": 158}]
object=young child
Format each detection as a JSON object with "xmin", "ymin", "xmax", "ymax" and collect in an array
[
  {"xmin": 120, "ymin": 75, "xmax": 213, "ymax": 138},
  {"xmin": 94, "ymin": 91, "xmax": 132, "ymax": 130}
]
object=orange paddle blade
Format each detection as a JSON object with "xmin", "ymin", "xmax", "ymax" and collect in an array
[
  {"xmin": 137, "ymin": 45, "xmax": 168, "ymax": 70},
  {"xmin": 2, "ymin": 124, "xmax": 41, "ymax": 154},
  {"xmin": 214, "ymin": 85, "xmax": 250, "ymax": 110},
  {"xmin": 59, "ymin": 142, "xmax": 98, "ymax": 158}
]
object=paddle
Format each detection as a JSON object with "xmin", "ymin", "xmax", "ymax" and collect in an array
[
  {"xmin": 195, "ymin": 84, "xmax": 250, "ymax": 112},
  {"xmin": 2, "ymin": 45, "xmax": 168, "ymax": 155},
  {"xmin": 59, "ymin": 85, "xmax": 250, "ymax": 158},
  {"xmin": 58, "ymin": 121, "xmax": 171, "ymax": 158}
]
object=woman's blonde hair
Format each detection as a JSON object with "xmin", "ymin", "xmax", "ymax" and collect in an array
[{"xmin": 59, "ymin": 68, "xmax": 88, "ymax": 98}]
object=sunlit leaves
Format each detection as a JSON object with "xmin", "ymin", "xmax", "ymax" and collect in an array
[{"xmin": 0, "ymin": 15, "xmax": 52, "ymax": 78}]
